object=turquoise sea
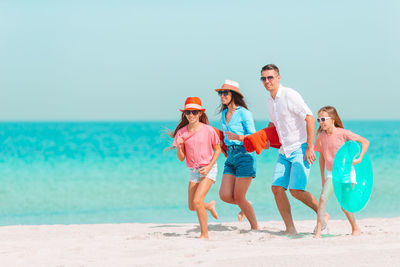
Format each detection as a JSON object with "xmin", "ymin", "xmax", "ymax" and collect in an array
[{"xmin": 0, "ymin": 121, "xmax": 399, "ymax": 226}]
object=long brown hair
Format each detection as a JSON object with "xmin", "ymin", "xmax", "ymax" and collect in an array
[
  {"xmin": 218, "ymin": 91, "xmax": 249, "ymax": 114},
  {"xmin": 317, "ymin": 106, "xmax": 344, "ymax": 134},
  {"xmin": 172, "ymin": 111, "xmax": 209, "ymax": 137}
]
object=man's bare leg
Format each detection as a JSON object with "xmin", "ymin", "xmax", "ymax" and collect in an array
[{"xmin": 272, "ymin": 186, "xmax": 296, "ymax": 235}]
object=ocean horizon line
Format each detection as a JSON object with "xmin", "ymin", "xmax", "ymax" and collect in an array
[{"xmin": 0, "ymin": 119, "xmax": 399, "ymax": 123}]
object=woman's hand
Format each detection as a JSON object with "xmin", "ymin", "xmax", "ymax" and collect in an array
[{"xmin": 225, "ymin": 131, "xmax": 243, "ymax": 141}]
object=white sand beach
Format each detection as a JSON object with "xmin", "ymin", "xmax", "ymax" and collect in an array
[{"xmin": 1, "ymin": 218, "xmax": 399, "ymax": 267}]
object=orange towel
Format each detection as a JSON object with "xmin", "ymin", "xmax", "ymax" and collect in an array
[
  {"xmin": 243, "ymin": 126, "xmax": 281, "ymax": 154},
  {"xmin": 212, "ymin": 127, "xmax": 227, "ymax": 157}
]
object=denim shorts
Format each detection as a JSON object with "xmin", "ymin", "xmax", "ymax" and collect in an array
[
  {"xmin": 188, "ymin": 164, "xmax": 218, "ymax": 183},
  {"xmin": 223, "ymin": 145, "xmax": 256, "ymax": 178},
  {"xmin": 272, "ymin": 143, "xmax": 310, "ymax": 190}
]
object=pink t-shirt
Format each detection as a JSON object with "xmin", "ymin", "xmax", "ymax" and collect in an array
[
  {"xmin": 314, "ymin": 128, "xmax": 360, "ymax": 171},
  {"xmin": 173, "ymin": 123, "xmax": 220, "ymax": 168}
]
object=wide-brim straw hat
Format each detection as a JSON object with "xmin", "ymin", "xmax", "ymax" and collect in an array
[
  {"xmin": 179, "ymin": 97, "xmax": 206, "ymax": 112},
  {"xmin": 215, "ymin": 80, "xmax": 244, "ymax": 97}
]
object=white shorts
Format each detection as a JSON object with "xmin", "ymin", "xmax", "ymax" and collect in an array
[{"xmin": 188, "ymin": 164, "xmax": 218, "ymax": 183}]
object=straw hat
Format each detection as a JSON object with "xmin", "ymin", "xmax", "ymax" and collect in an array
[
  {"xmin": 215, "ymin": 80, "xmax": 244, "ymax": 97},
  {"xmin": 179, "ymin": 97, "xmax": 206, "ymax": 112}
]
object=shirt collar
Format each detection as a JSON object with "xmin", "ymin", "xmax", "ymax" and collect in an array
[
  {"xmin": 275, "ymin": 84, "xmax": 284, "ymax": 99},
  {"xmin": 267, "ymin": 84, "xmax": 284, "ymax": 102}
]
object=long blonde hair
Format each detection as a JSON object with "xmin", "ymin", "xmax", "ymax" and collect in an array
[{"xmin": 317, "ymin": 106, "xmax": 344, "ymax": 134}]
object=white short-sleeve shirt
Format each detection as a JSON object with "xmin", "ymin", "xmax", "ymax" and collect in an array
[{"xmin": 266, "ymin": 84, "xmax": 313, "ymax": 157}]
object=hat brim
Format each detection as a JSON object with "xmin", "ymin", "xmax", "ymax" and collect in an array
[
  {"xmin": 215, "ymin": 88, "xmax": 244, "ymax": 98},
  {"xmin": 180, "ymin": 108, "xmax": 206, "ymax": 112}
]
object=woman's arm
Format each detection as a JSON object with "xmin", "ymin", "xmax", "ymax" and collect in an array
[
  {"xmin": 352, "ymin": 136, "xmax": 370, "ymax": 165},
  {"xmin": 225, "ymin": 110, "xmax": 255, "ymax": 141}
]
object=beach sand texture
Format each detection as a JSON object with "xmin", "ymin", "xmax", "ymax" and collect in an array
[{"xmin": 1, "ymin": 218, "xmax": 399, "ymax": 266}]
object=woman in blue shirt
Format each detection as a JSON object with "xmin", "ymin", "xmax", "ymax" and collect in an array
[{"xmin": 215, "ymin": 80, "xmax": 258, "ymax": 230}]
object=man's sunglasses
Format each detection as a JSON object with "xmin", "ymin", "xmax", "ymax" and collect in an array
[
  {"xmin": 260, "ymin": 76, "xmax": 275, "ymax": 82},
  {"xmin": 218, "ymin": 90, "xmax": 230, "ymax": 96},
  {"xmin": 317, "ymin": 117, "xmax": 331, "ymax": 123},
  {"xmin": 184, "ymin": 110, "xmax": 200, "ymax": 116}
]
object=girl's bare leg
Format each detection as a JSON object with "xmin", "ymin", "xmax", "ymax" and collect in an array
[
  {"xmin": 341, "ymin": 208, "xmax": 361, "ymax": 236},
  {"xmin": 203, "ymin": 200, "xmax": 218, "ymax": 219},
  {"xmin": 193, "ymin": 177, "xmax": 214, "ymax": 238},
  {"xmin": 315, "ymin": 178, "xmax": 333, "ymax": 238},
  {"xmin": 188, "ymin": 182, "xmax": 199, "ymax": 212},
  {"xmin": 315, "ymin": 196, "xmax": 327, "ymax": 238}
]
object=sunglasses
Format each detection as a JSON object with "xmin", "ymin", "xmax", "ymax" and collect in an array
[
  {"xmin": 317, "ymin": 117, "xmax": 331, "ymax": 123},
  {"xmin": 260, "ymin": 76, "xmax": 275, "ymax": 82},
  {"xmin": 184, "ymin": 110, "xmax": 200, "ymax": 116},
  {"xmin": 218, "ymin": 90, "xmax": 230, "ymax": 96}
]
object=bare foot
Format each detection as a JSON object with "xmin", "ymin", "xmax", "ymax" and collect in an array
[
  {"xmin": 324, "ymin": 212, "xmax": 330, "ymax": 227},
  {"xmin": 283, "ymin": 228, "xmax": 298, "ymax": 236},
  {"xmin": 237, "ymin": 201, "xmax": 252, "ymax": 222},
  {"xmin": 314, "ymin": 232, "xmax": 321, "ymax": 238},
  {"xmin": 208, "ymin": 200, "xmax": 218, "ymax": 219},
  {"xmin": 352, "ymin": 228, "xmax": 361, "ymax": 236},
  {"xmin": 238, "ymin": 210, "xmax": 246, "ymax": 222},
  {"xmin": 199, "ymin": 235, "xmax": 209, "ymax": 239}
]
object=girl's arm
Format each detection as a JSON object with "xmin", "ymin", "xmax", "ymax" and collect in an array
[
  {"xmin": 199, "ymin": 143, "xmax": 221, "ymax": 176},
  {"xmin": 352, "ymin": 136, "xmax": 370, "ymax": 165},
  {"xmin": 176, "ymin": 137, "xmax": 185, "ymax": 161},
  {"xmin": 319, "ymin": 153, "xmax": 326, "ymax": 187}
]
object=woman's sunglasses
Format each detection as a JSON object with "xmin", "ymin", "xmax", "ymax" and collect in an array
[
  {"xmin": 317, "ymin": 117, "xmax": 331, "ymax": 123},
  {"xmin": 218, "ymin": 90, "xmax": 230, "ymax": 96},
  {"xmin": 184, "ymin": 110, "xmax": 200, "ymax": 116}
]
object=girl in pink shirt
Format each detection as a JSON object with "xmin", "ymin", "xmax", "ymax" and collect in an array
[
  {"xmin": 314, "ymin": 106, "xmax": 369, "ymax": 238},
  {"xmin": 172, "ymin": 97, "xmax": 221, "ymax": 239}
]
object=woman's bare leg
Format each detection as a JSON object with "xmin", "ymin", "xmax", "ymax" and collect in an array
[{"xmin": 234, "ymin": 177, "xmax": 258, "ymax": 230}]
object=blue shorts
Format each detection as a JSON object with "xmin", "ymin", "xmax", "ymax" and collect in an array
[
  {"xmin": 272, "ymin": 143, "xmax": 310, "ymax": 190},
  {"xmin": 223, "ymin": 145, "xmax": 256, "ymax": 178}
]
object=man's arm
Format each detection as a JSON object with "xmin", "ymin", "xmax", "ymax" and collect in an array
[{"xmin": 305, "ymin": 115, "xmax": 316, "ymax": 165}]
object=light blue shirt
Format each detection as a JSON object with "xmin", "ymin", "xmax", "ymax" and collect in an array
[{"xmin": 221, "ymin": 106, "xmax": 256, "ymax": 146}]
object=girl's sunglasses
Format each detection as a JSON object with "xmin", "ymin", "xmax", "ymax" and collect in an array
[
  {"xmin": 317, "ymin": 117, "xmax": 331, "ymax": 123},
  {"xmin": 184, "ymin": 110, "xmax": 200, "ymax": 116},
  {"xmin": 218, "ymin": 90, "xmax": 230, "ymax": 96}
]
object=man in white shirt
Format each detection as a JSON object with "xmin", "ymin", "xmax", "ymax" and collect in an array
[{"xmin": 261, "ymin": 64, "xmax": 323, "ymax": 235}]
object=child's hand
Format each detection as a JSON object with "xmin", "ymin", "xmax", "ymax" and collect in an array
[
  {"xmin": 199, "ymin": 165, "xmax": 211, "ymax": 176},
  {"xmin": 352, "ymin": 157, "xmax": 362, "ymax": 165},
  {"xmin": 176, "ymin": 137, "xmax": 184, "ymax": 146}
]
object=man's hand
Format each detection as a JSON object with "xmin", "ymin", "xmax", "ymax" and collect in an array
[
  {"xmin": 264, "ymin": 140, "xmax": 270, "ymax": 150},
  {"xmin": 305, "ymin": 146, "xmax": 316, "ymax": 165}
]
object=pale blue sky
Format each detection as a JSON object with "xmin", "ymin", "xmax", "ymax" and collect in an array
[{"xmin": 1, "ymin": 0, "xmax": 399, "ymax": 121}]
